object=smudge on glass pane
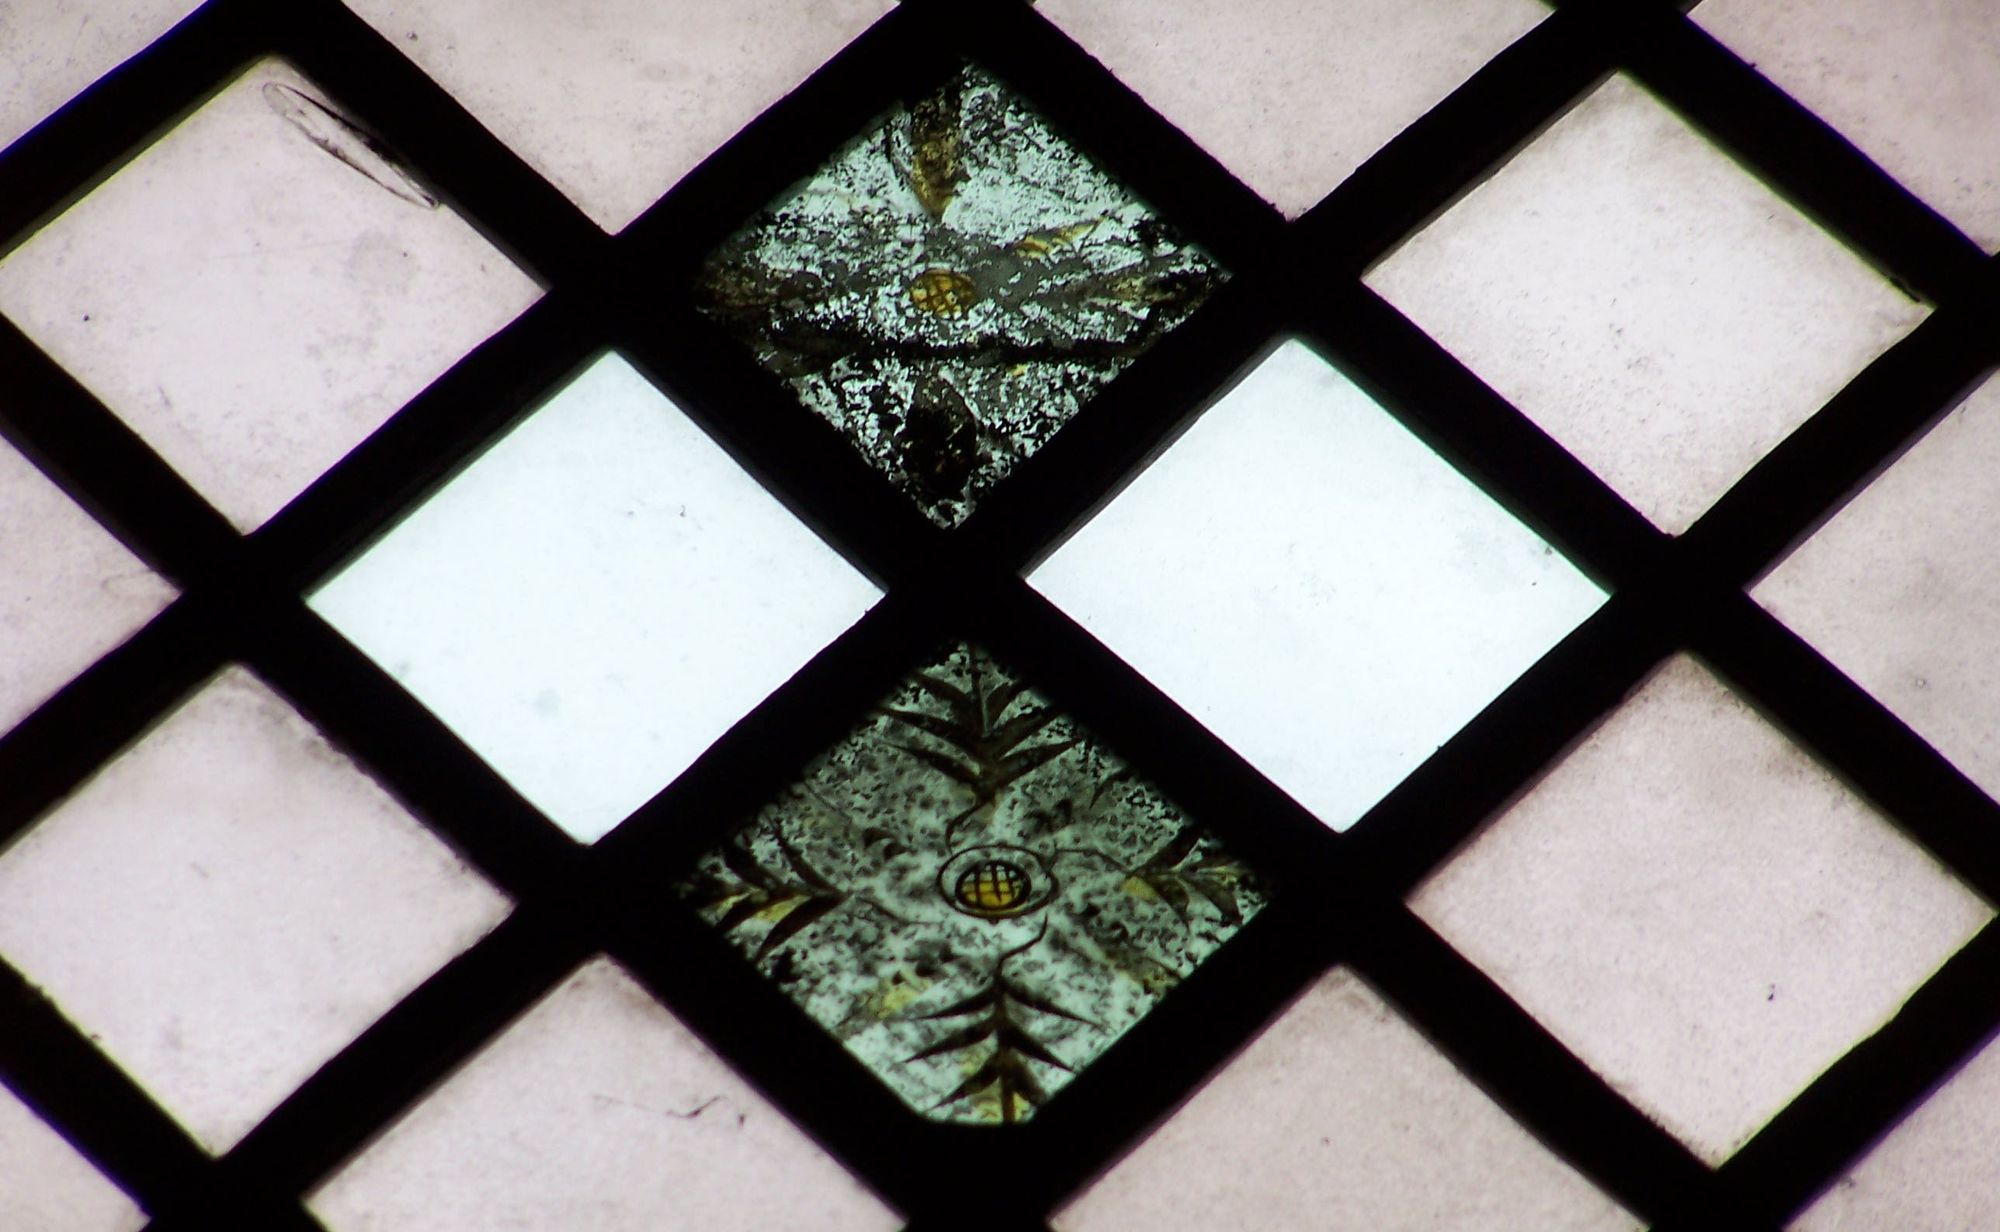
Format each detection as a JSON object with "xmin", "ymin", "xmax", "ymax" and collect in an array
[
  {"xmin": 697, "ymin": 67, "xmax": 1225, "ymax": 526},
  {"xmin": 678, "ymin": 643, "xmax": 1267, "ymax": 1125}
]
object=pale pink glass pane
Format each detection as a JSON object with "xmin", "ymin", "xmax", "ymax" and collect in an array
[
  {"xmin": 1037, "ymin": 0, "xmax": 1548, "ymax": 217},
  {"xmin": 1696, "ymin": 0, "xmax": 2000, "ymax": 253},
  {"xmin": 339, "ymin": 0, "xmax": 895, "ymax": 232},
  {"xmin": 0, "ymin": 58, "xmax": 543, "ymax": 531},
  {"xmin": 0, "ymin": 666, "xmax": 511, "ymax": 1152},
  {"xmin": 0, "ymin": 1083, "xmax": 145, "ymax": 1232},
  {"xmin": 1792, "ymin": 1025, "xmax": 2000, "ymax": 1230},
  {"xmin": 1756, "ymin": 374, "xmax": 2000, "ymax": 811},
  {"xmin": 0, "ymin": 432, "xmax": 173, "ymax": 737},
  {"xmin": 0, "ymin": 0, "xmax": 203, "ymax": 152},
  {"xmin": 1367, "ymin": 73, "xmax": 1928, "ymax": 532},
  {"xmin": 309, "ymin": 956, "xmax": 900, "ymax": 1232},
  {"xmin": 1412, "ymin": 656, "xmax": 1992, "ymax": 1163},
  {"xmin": 1056, "ymin": 967, "xmax": 1639, "ymax": 1232}
]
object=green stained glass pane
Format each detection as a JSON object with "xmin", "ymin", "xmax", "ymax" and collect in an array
[
  {"xmin": 696, "ymin": 67, "xmax": 1225, "ymax": 527},
  {"xmin": 678, "ymin": 643, "xmax": 1267, "ymax": 1124}
]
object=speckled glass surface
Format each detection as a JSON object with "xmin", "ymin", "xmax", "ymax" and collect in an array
[
  {"xmin": 678, "ymin": 643, "xmax": 1266, "ymax": 1124},
  {"xmin": 697, "ymin": 66, "xmax": 1224, "ymax": 526}
]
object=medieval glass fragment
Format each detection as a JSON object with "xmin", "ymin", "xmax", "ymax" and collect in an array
[
  {"xmin": 678, "ymin": 642, "xmax": 1268, "ymax": 1124},
  {"xmin": 697, "ymin": 66, "xmax": 1225, "ymax": 527}
]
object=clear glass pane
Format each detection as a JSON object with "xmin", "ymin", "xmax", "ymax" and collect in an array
[
  {"xmin": 0, "ymin": 0, "xmax": 202, "ymax": 152},
  {"xmin": 309, "ymin": 352, "xmax": 882, "ymax": 844},
  {"xmin": 1755, "ymin": 373, "xmax": 2000, "ymax": 810},
  {"xmin": 1792, "ymin": 1023, "xmax": 2000, "ymax": 1230},
  {"xmin": 0, "ymin": 666, "xmax": 510, "ymax": 1152},
  {"xmin": 0, "ymin": 57, "xmax": 543, "ymax": 530},
  {"xmin": 1030, "ymin": 338, "xmax": 1604, "ymax": 832},
  {"xmin": 1366, "ymin": 73, "xmax": 1929, "ymax": 533},
  {"xmin": 1055, "ymin": 967, "xmax": 1639, "ymax": 1232},
  {"xmin": 1411, "ymin": 655, "xmax": 1992, "ymax": 1163},
  {"xmin": 699, "ymin": 65, "xmax": 1223, "ymax": 527},
  {"xmin": 1696, "ymin": 0, "xmax": 2000, "ymax": 253},
  {"xmin": 1037, "ymin": 0, "xmax": 1549, "ymax": 217},
  {"xmin": 0, "ymin": 1082, "xmax": 145, "ymax": 1232},
  {"xmin": 341, "ymin": 0, "xmax": 895, "ymax": 233},
  {"xmin": 677, "ymin": 642, "xmax": 1268, "ymax": 1124},
  {"xmin": 0, "ymin": 431, "xmax": 174, "ymax": 737},
  {"xmin": 308, "ymin": 956, "xmax": 900, "ymax": 1232}
]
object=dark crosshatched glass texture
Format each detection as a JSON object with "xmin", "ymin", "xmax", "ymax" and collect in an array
[
  {"xmin": 679, "ymin": 643, "xmax": 1264, "ymax": 1124},
  {"xmin": 1, "ymin": 1, "xmax": 1999, "ymax": 1230},
  {"xmin": 696, "ymin": 66, "xmax": 1223, "ymax": 526}
]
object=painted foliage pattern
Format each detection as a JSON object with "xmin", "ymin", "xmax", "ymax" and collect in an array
[
  {"xmin": 679, "ymin": 644, "xmax": 1266, "ymax": 1124},
  {"xmin": 697, "ymin": 66, "xmax": 1224, "ymax": 526}
]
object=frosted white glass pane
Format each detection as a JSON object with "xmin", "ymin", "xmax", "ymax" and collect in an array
[
  {"xmin": 340, "ymin": 0, "xmax": 894, "ymax": 233},
  {"xmin": 1037, "ymin": 0, "xmax": 1547, "ymax": 218},
  {"xmin": 1756, "ymin": 374, "xmax": 2000, "ymax": 810},
  {"xmin": 309, "ymin": 956, "xmax": 899, "ymax": 1232},
  {"xmin": 1030, "ymin": 339, "xmax": 1604, "ymax": 832},
  {"xmin": 0, "ymin": 667, "xmax": 511, "ymax": 1152},
  {"xmin": 0, "ymin": 432, "xmax": 174, "ymax": 736},
  {"xmin": 1792, "ymin": 1024, "xmax": 2000, "ymax": 1231},
  {"xmin": 1056, "ymin": 968, "xmax": 1638, "ymax": 1232},
  {"xmin": 0, "ymin": 0, "xmax": 202, "ymax": 153},
  {"xmin": 0, "ymin": 1083, "xmax": 144, "ymax": 1232},
  {"xmin": 1411, "ymin": 656, "xmax": 1992, "ymax": 1163},
  {"xmin": 1366, "ymin": 73, "xmax": 1929, "ymax": 533},
  {"xmin": 309, "ymin": 353, "xmax": 881, "ymax": 844},
  {"xmin": 0, "ymin": 58, "xmax": 543, "ymax": 531},
  {"xmin": 1696, "ymin": 0, "xmax": 2000, "ymax": 253}
]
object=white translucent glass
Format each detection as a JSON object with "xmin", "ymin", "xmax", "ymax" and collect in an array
[
  {"xmin": 0, "ymin": 0, "xmax": 202, "ymax": 152},
  {"xmin": 1030, "ymin": 339, "xmax": 1604, "ymax": 832},
  {"xmin": 1756, "ymin": 374, "xmax": 2000, "ymax": 810},
  {"xmin": 0, "ymin": 432, "xmax": 174, "ymax": 736},
  {"xmin": 0, "ymin": 667, "xmax": 511, "ymax": 1152},
  {"xmin": 1792, "ymin": 1024, "xmax": 2000, "ymax": 1230},
  {"xmin": 309, "ymin": 956, "xmax": 899, "ymax": 1232},
  {"xmin": 0, "ymin": 1083, "xmax": 145, "ymax": 1232},
  {"xmin": 1366, "ymin": 73, "xmax": 1929, "ymax": 533},
  {"xmin": 0, "ymin": 58, "xmax": 542, "ymax": 531},
  {"xmin": 1696, "ymin": 0, "xmax": 2000, "ymax": 253},
  {"xmin": 1037, "ymin": 0, "xmax": 1547, "ymax": 217},
  {"xmin": 309, "ymin": 353, "xmax": 881, "ymax": 844},
  {"xmin": 1056, "ymin": 967, "xmax": 1639, "ymax": 1232},
  {"xmin": 1412, "ymin": 655, "xmax": 1992, "ymax": 1163},
  {"xmin": 341, "ymin": 0, "xmax": 895, "ymax": 233}
]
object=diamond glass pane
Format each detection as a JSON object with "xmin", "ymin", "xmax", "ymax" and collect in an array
[
  {"xmin": 0, "ymin": 431, "xmax": 173, "ymax": 737},
  {"xmin": 0, "ymin": 666, "xmax": 510, "ymax": 1152},
  {"xmin": 697, "ymin": 65, "xmax": 1224, "ymax": 527},
  {"xmin": 678, "ymin": 642, "xmax": 1267, "ymax": 1125},
  {"xmin": 0, "ymin": 0, "xmax": 202, "ymax": 152},
  {"xmin": 1793, "ymin": 1021, "xmax": 2000, "ymax": 1230},
  {"xmin": 1056, "ymin": 968, "xmax": 1639, "ymax": 1232},
  {"xmin": 1696, "ymin": 0, "xmax": 2000, "ymax": 253},
  {"xmin": 309, "ymin": 956, "xmax": 899, "ymax": 1232},
  {"xmin": 0, "ymin": 57, "xmax": 542, "ymax": 531},
  {"xmin": 1412, "ymin": 655, "xmax": 1992, "ymax": 1163},
  {"xmin": 1031, "ymin": 338, "xmax": 1603, "ymax": 832},
  {"xmin": 1037, "ymin": 0, "xmax": 1548, "ymax": 217},
  {"xmin": 0, "ymin": 1082, "xmax": 144, "ymax": 1232},
  {"xmin": 1755, "ymin": 373, "xmax": 2000, "ymax": 808},
  {"xmin": 342, "ymin": 0, "xmax": 894, "ymax": 232},
  {"xmin": 309, "ymin": 352, "xmax": 881, "ymax": 843},
  {"xmin": 1366, "ymin": 73, "xmax": 1929, "ymax": 533}
]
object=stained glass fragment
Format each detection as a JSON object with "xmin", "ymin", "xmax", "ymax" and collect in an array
[
  {"xmin": 678, "ymin": 643, "xmax": 1267, "ymax": 1124},
  {"xmin": 697, "ymin": 66, "xmax": 1224, "ymax": 526}
]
